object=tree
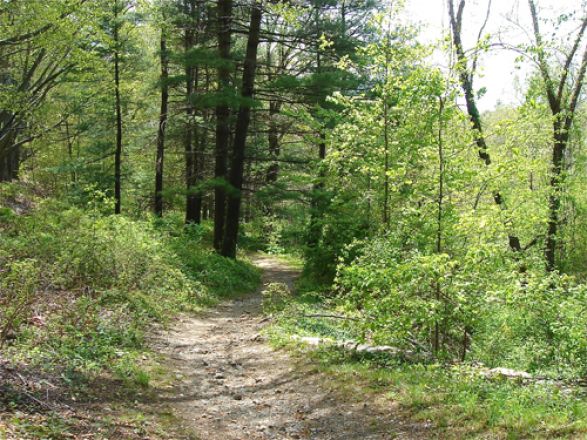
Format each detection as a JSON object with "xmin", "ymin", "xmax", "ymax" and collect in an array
[
  {"xmin": 0, "ymin": 0, "xmax": 91, "ymax": 181},
  {"xmin": 112, "ymin": 0, "xmax": 126, "ymax": 214},
  {"xmin": 447, "ymin": 0, "xmax": 532, "ymax": 256},
  {"xmin": 302, "ymin": 0, "xmax": 378, "ymax": 253},
  {"xmin": 213, "ymin": 0, "xmax": 233, "ymax": 250},
  {"xmin": 154, "ymin": 30, "xmax": 170, "ymax": 217},
  {"xmin": 182, "ymin": 0, "xmax": 207, "ymax": 224},
  {"xmin": 221, "ymin": 1, "xmax": 263, "ymax": 258},
  {"xmin": 527, "ymin": 0, "xmax": 587, "ymax": 271}
]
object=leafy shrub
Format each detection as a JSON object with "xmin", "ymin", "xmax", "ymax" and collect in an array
[
  {"xmin": 170, "ymin": 235, "xmax": 260, "ymax": 298},
  {"xmin": 0, "ymin": 260, "xmax": 40, "ymax": 347},
  {"xmin": 0, "ymin": 207, "xmax": 15, "ymax": 221},
  {"xmin": 0, "ymin": 198, "xmax": 259, "ymax": 376},
  {"xmin": 304, "ymin": 193, "xmax": 371, "ymax": 284},
  {"xmin": 473, "ymin": 273, "xmax": 587, "ymax": 376},
  {"xmin": 262, "ymin": 282, "xmax": 292, "ymax": 314},
  {"xmin": 334, "ymin": 236, "xmax": 587, "ymax": 375}
]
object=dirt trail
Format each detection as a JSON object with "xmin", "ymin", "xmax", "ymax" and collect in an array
[{"xmin": 151, "ymin": 255, "xmax": 423, "ymax": 439}]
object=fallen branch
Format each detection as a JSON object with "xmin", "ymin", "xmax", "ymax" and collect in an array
[
  {"xmin": 290, "ymin": 335, "xmax": 425, "ymax": 359},
  {"xmin": 285, "ymin": 313, "xmax": 361, "ymax": 322},
  {"xmin": 482, "ymin": 367, "xmax": 532, "ymax": 380},
  {"xmin": 288, "ymin": 336, "xmax": 586, "ymax": 387}
]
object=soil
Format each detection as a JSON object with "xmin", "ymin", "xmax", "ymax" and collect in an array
[{"xmin": 151, "ymin": 255, "xmax": 429, "ymax": 440}]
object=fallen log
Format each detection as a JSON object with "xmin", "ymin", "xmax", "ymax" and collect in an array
[
  {"xmin": 290, "ymin": 335, "xmax": 418, "ymax": 358},
  {"xmin": 483, "ymin": 367, "xmax": 532, "ymax": 380},
  {"xmin": 290, "ymin": 336, "xmax": 534, "ymax": 381}
]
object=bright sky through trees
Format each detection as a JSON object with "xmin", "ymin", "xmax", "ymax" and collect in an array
[{"xmin": 405, "ymin": 0, "xmax": 585, "ymax": 110}]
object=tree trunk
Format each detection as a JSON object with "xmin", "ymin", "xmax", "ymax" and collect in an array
[
  {"xmin": 306, "ymin": 132, "xmax": 327, "ymax": 249},
  {"xmin": 0, "ymin": 131, "xmax": 18, "ymax": 182},
  {"xmin": 113, "ymin": 0, "xmax": 123, "ymax": 215},
  {"xmin": 527, "ymin": 0, "xmax": 587, "ymax": 271},
  {"xmin": 448, "ymin": 0, "xmax": 524, "ymax": 253},
  {"xmin": 265, "ymin": 45, "xmax": 282, "ymax": 184},
  {"xmin": 434, "ymin": 97, "xmax": 446, "ymax": 356},
  {"xmin": 154, "ymin": 33, "xmax": 169, "ymax": 217},
  {"xmin": 185, "ymin": 63, "xmax": 203, "ymax": 224},
  {"xmin": 195, "ymin": 69, "xmax": 212, "ymax": 219},
  {"xmin": 545, "ymin": 122, "xmax": 568, "ymax": 271},
  {"xmin": 64, "ymin": 119, "xmax": 77, "ymax": 184},
  {"xmin": 306, "ymin": 3, "xmax": 328, "ymax": 250},
  {"xmin": 214, "ymin": 0, "xmax": 233, "ymax": 249},
  {"xmin": 266, "ymin": 100, "xmax": 282, "ymax": 183},
  {"xmin": 221, "ymin": 2, "xmax": 263, "ymax": 258},
  {"xmin": 382, "ymin": 91, "xmax": 390, "ymax": 228},
  {"xmin": 185, "ymin": 0, "xmax": 203, "ymax": 224}
]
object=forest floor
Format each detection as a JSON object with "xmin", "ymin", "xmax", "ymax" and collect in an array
[{"xmin": 150, "ymin": 255, "xmax": 428, "ymax": 440}]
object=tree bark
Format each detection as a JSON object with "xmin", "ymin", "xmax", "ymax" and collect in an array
[
  {"xmin": 306, "ymin": 3, "xmax": 328, "ymax": 250},
  {"xmin": 432, "ymin": 97, "xmax": 446, "ymax": 356},
  {"xmin": 382, "ymin": 87, "xmax": 390, "ymax": 228},
  {"xmin": 154, "ymin": 32, "xmax": 169, "ymax": 217},
  {"xmin": 221, "ymin": 2, "xmax": 263, "ymax": 258},
  {"xmin": 266, "ymin": 101, "xmax": 281, "ymax": 183},
  {"xmin": 113, "ymin": 0, "xmax": 123, "ymax": 215},
  {"xmin": 265, "ymin": 44, "xmax": 282, "ymax": 184},
  {"xmin": 0, "ymin": 131, "xmax": 18, "ymax": 182},
  {"xmin": 185, "ymin": 0, "xmax": 203, "ymax": 224},
  {"xmin": 214, "ymin": 0, "xmax": 233, "ymax": 249},
  {"xmin": 0, "ymin": 47, "xmax": 48, "ymax": 182}
]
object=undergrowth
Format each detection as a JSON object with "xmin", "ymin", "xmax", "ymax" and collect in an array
[
  {"xmin": 0, "ymin": 183, "xmax": 260, "ymax": 438},
  {"xmin": 265, "ymin": 272, "xmax": 587, "ymax": 439},
  {"xmin": 309, "ymin": 348, "xmax": 587, "ymax": 439}
]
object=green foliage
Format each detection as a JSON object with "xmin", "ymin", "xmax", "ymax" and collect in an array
[
  {"xmin": 0, "ymin": 207, "xmax": 15, "ymax": 221},
  {"xmin": 473, "ymin": 273, "xmax": 587, "ymax": 376},
  {"xmin": 305, "ymin": 348, "xmax": 587, "ymax": 439},
  {"xmin": 334, "ymin": 236, "xmax": 587, "ymax": 374},
  {"xmin": 3, "ymin": 0, "xmax": 587, "ymax": 436},
  {"xmin": 0, "ymin": 197, "xmax": 259, "ymax": 377},
  {"xmin": 0, "ymin": 260, "xmax": 40, "ymax": 347},
  {"xmin": 292, "ymin": 0, "xmax": 587, "ymax": 380},
  {"xmin": 261, "ymin": 282, "xmax": 292, "ymax": 314},
  {"xmin": 170, "ymin": 233, "xmax": 260, "ymax": 299}
]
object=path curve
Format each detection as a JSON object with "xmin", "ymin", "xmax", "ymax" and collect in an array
[{"xmin": 151, "ymin": 255, "xmax": 422, "ymax": 439}]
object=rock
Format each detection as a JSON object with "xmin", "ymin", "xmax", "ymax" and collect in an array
[{"xmin": 214, "ymin": 372, "xmax": 225, "ymax": 379}]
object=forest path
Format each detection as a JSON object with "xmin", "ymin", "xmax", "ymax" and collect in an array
[{"xmin": 150, "ymin": 255, "xmax": 423, "ymax": 439}]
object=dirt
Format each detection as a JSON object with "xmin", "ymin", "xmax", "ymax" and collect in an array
[{"xmin": 151, "ymin": 255, "xmax": 427, "ymax": 440}]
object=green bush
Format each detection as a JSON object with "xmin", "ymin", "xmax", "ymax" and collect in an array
[
  {"xmin": 262, "ymin": 282, "xmax": 292, "ymax": 314},
  {"xmin": 333, "ymin": 236, "xmax": 587, "ymax": 375},
  {"xmin": 0, "ymin": 198, "xmax": 259, "ymax": 376},
  {"xmin": 0, "ymin": 259, "xmax": 40, "ymax": 347}
]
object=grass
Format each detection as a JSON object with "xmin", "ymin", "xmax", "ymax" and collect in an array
[
  {"xmin": 266, "ymin": 289, "xmax": 587, "ymax": 439},
  {"xmin": 259, "ymin": 251, "xmax": 304, "ymax": 270}
]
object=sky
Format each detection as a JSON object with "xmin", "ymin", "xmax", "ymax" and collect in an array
[{"xmin": 402, "ymin": 0, "xmax": 585, "ymax": 111}]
